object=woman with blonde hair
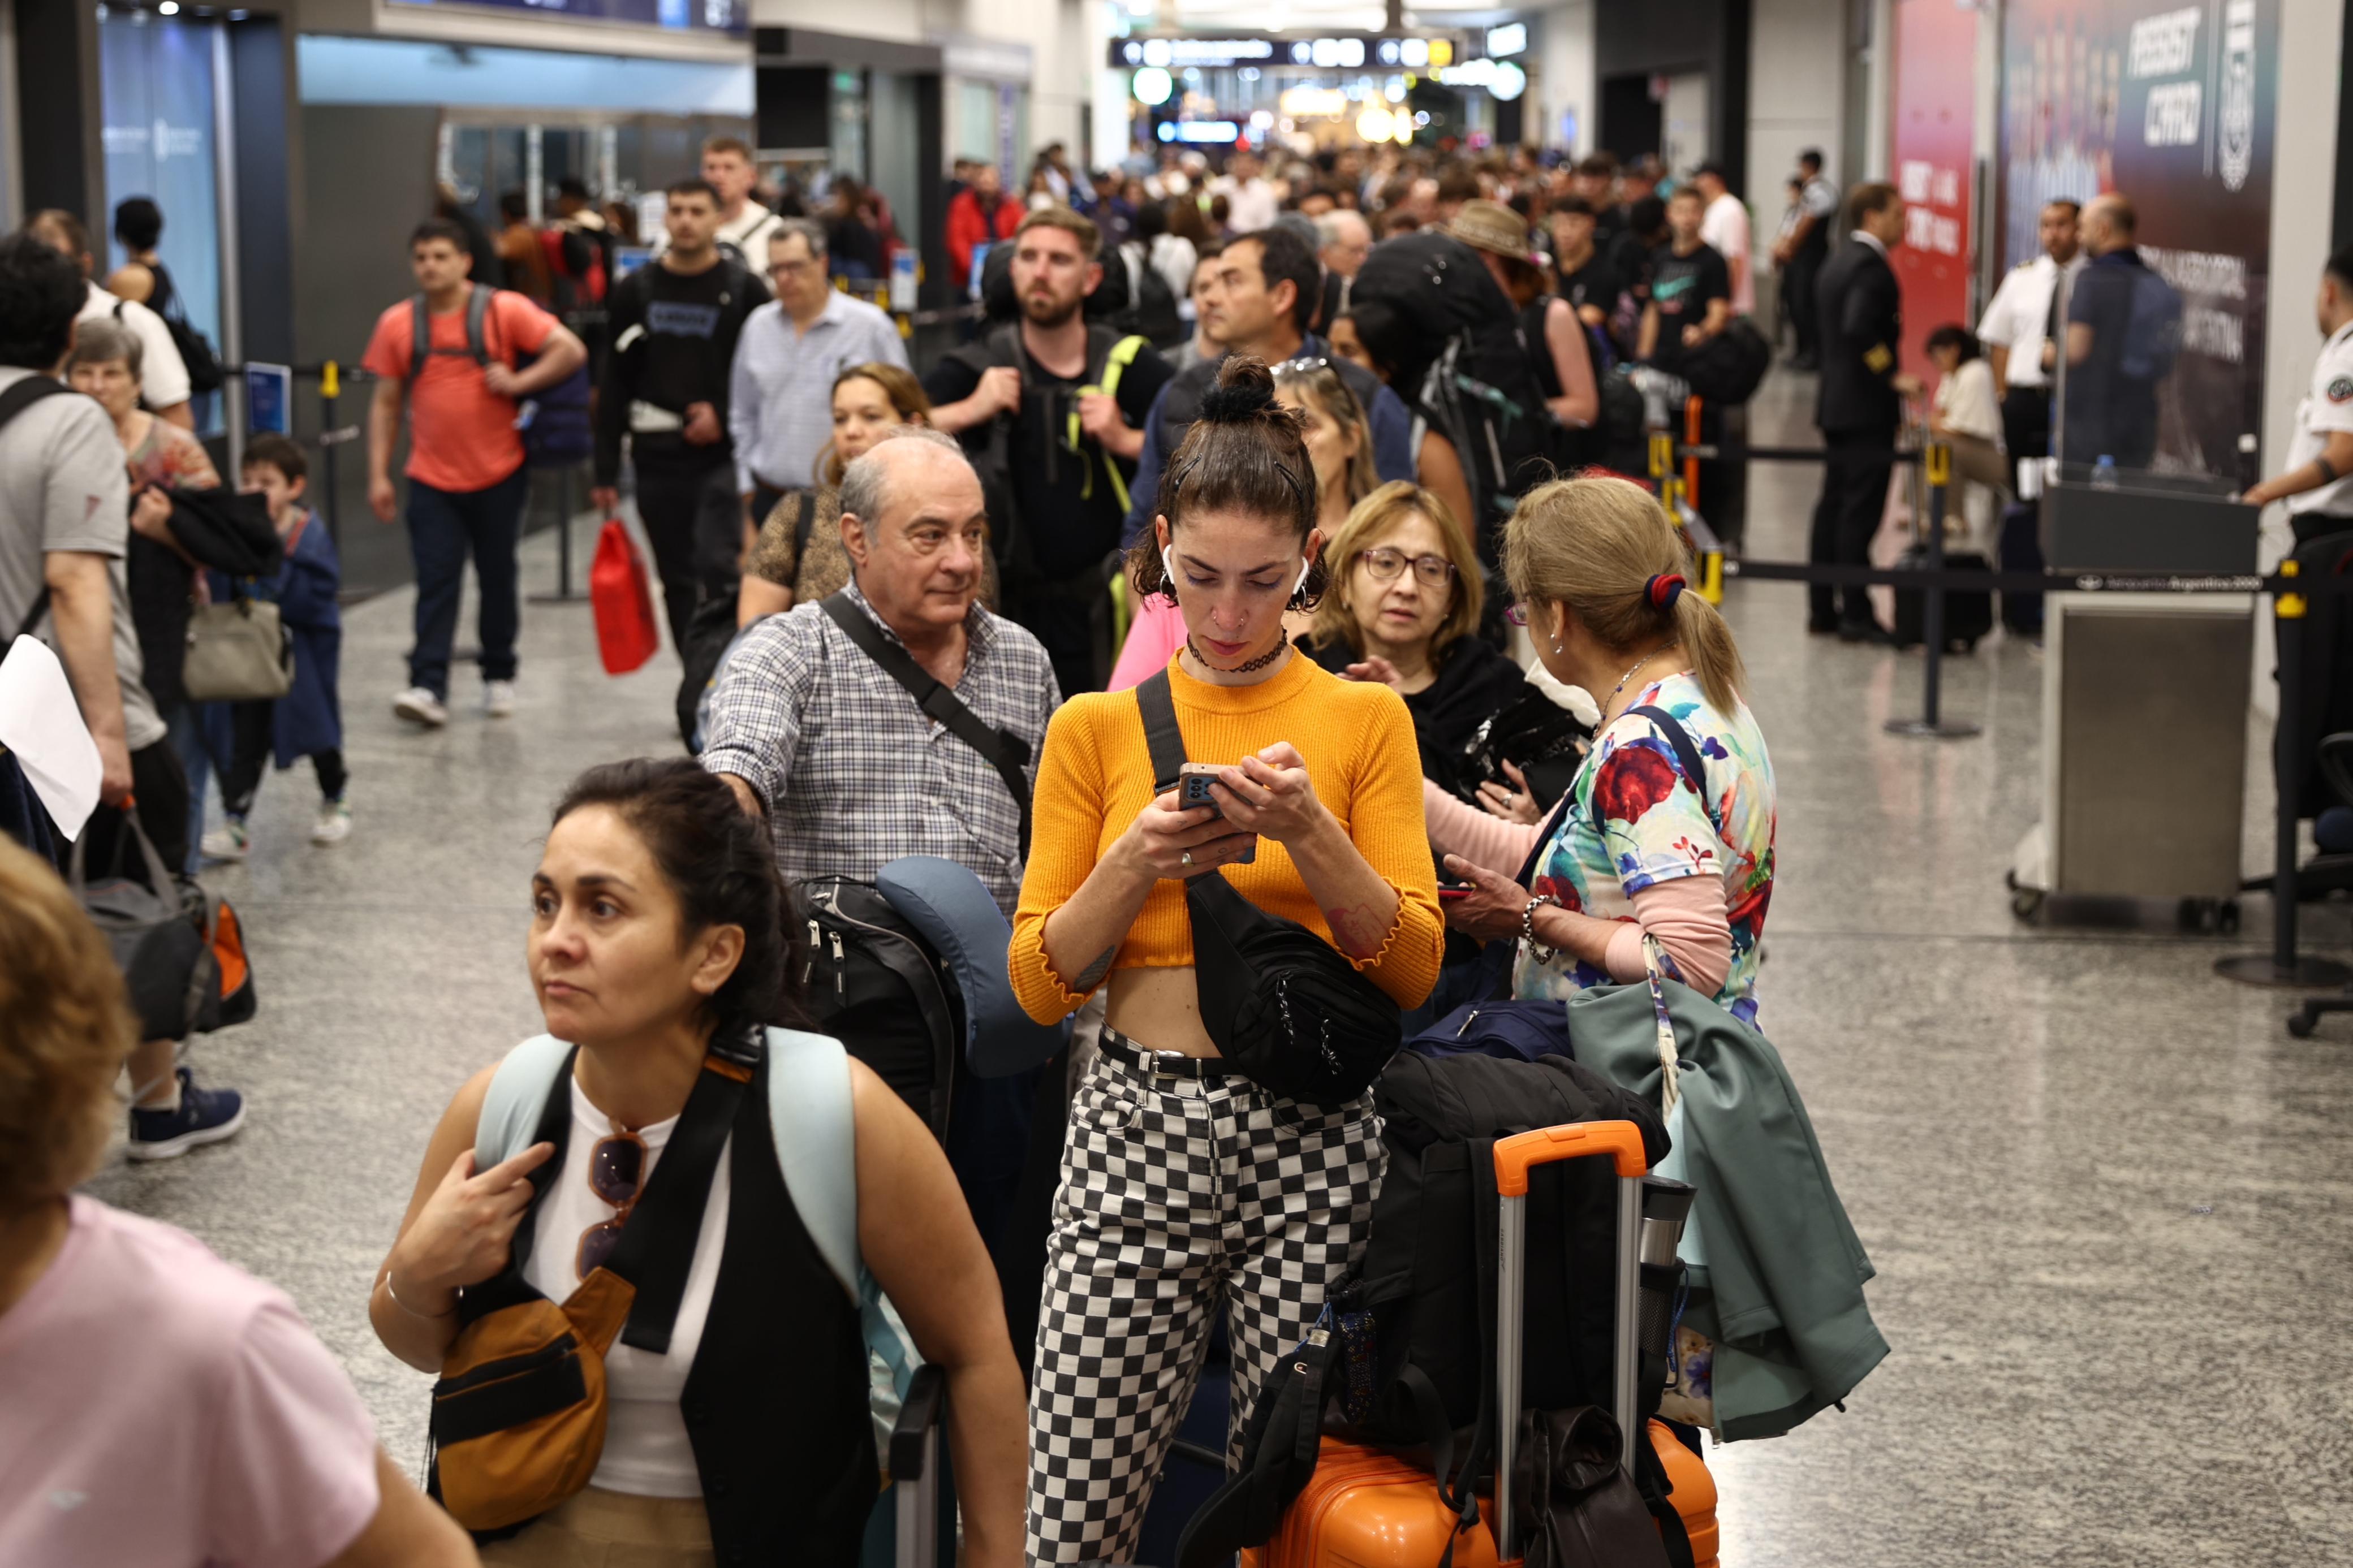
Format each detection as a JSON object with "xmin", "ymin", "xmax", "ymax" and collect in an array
[
  {"xmin": 1432, "ymin": 476, "xmax": 1777, "ymax": 1023},
  {"xmin": 738, "ymin": 362, "xmax": 931, "ymax": 620},
  {"xmin": 1301, "ymin": 480, "xmax": 1532, "ymax": 793},
  {"xmin": 0, "ymin": 838, "xmax": 476, "ymax": 1566}
]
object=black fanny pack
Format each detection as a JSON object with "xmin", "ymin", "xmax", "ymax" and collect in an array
[{"xmin": 1134, "ymin": 671, "xmax": 1400, "ymax": 1103}]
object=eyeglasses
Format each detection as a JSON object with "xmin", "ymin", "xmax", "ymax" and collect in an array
[
  {"xmin": 1360, "ymin": 547, "xmax": 1457, "ymax": 589},
  {"xmin": 574, "ymin": 1130, "xmax": 647, "ymax": 1280},
  {"xmin": 1273, "ymin": 356, "xmax": 1333, "ymax": 375},
  {"xmin": 1505, "ymin": 602, "xmax": 1529, "ymax": 626}
]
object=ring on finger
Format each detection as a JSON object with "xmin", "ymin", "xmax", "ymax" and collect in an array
[{"xmin": 1180, "ymin": 850, "xmax": 1193, "ymax": 867}]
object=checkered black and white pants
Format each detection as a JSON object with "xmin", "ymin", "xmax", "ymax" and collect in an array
[{"xmin": 1024, "ymin": 1034, "xmax": 1386, "ymax": 1564}]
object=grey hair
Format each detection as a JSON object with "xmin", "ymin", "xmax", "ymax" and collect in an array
[
  {"xmin": 1314, "ymin": 211, "xmax": 1368, "ymax": 250},
  {"xmin": 838, "ymin": 426, "xmax": 969, "ymax": 525},
  {"xmin": 770, "ymin": 217, "xmax": 828, "ymax": 262},
  {"xmin": 65, "ymin": 315, "xmax": 141, "ymax": 379}
]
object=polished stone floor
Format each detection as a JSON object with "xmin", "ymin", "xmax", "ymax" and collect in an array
[{"xmin": 85, "ymin": 373, "xmax": 2353, "ymax": 1563}]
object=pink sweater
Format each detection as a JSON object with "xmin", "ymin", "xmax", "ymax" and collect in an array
[
  {"xmin": 1108, "ymin": 594, "xmax": 1188, "ymax": 692},
  {"xmin": 1425, "ymin": 779, "xmax": 1733, "ymax": 995}
]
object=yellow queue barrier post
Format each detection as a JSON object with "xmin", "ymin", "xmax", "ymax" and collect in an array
[{"xmin": 1885, "ymin": 439, "xmax": 1980, "ymax": 739}]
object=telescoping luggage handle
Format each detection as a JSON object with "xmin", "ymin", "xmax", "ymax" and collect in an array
[{"xmin": 1491, "ymin": 1120, "xmax": 1648, "ymax": 1563}]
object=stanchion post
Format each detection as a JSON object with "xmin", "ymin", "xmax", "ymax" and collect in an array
[
  {"xmin": 529, "ymin": 465, "xmax": 583, "ymax": 603},
  {"xmin": 1885, "ymin": 441, "xmax": 1980, "ymax": 740},
  {"xmin": 1682, "ymin": 396, "xmax": 1703, "ymax": 513},
  {"xmin": 2217, "ymin": 561, "xmax": 2351, "ymax": 985},
  {"xmin": 319, "ymin": 360, "xmax": 341, "ymax": 547}
]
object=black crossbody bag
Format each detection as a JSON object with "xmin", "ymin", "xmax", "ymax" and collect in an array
[
  {"xmin": 1134, "ymin": 670, "xmax": 1400, "ymax": 1103},
  {"xmin": 818, "ymin": 593, "xmax": 1033, "ymax": 857}
]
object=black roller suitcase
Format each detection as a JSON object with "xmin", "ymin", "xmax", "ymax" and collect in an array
[
  {"xmin": 1891, "ymin": 546, "xmax": 1994, "ymax": 652},
  {"xmin": 1998, "ymin": 501, "xmax": 2045, "ymax": 636}
]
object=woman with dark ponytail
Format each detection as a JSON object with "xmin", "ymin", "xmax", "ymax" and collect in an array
[
  {"xmin": 1009, "ymin": 357, "xmax": 1445, "ymax": 1562},
  {"xmin": 1432, "ymin": 476, "xmax": 1779, "ymax": 1026},
  {"xmin": 372, "ymin": 758, "xmax": 1027, "ymax": 1567}
]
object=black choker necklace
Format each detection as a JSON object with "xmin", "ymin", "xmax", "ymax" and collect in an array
[{"xmin": 1187, "ymin": 637, "xmax": 1288, "ymax": 675}]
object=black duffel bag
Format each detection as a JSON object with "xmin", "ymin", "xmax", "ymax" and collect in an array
[{"xmin": 1134, "ymin": 671, "xmax": 1402, "ymax": 1103}]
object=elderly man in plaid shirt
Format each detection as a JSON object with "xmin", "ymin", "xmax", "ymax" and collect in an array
[{"xmin": 701, "ymin": 429, "xmax": 1059, "ymax": 917}]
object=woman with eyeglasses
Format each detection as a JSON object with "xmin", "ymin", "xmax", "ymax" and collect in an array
[
  {"xmin": 371, "ymin": 758, "xmax": 1026, "ymax": 1567},
  {"xmin": 1432, "ymin": 477, "xmax": 1777, "ymax": 1026},
  {"xmin": 1299, "ymin": 481, "xmax": 1535, "ymax": 794},
  {"xmin": 1009, "ymin": 358, "xmax": 1443, "ymax": 1563}
]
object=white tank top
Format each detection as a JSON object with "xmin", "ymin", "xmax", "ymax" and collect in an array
[{"xmin": 519, "ymin": 1077, "xmax": 731, "ymax": 1498}]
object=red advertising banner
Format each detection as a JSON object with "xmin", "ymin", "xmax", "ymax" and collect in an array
[{"xmin": 1888, "ymin": 0, "xmax": 1981, "ymax": 385}]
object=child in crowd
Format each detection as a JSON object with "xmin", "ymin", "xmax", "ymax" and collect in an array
[{"xmin": 200, "ymin": 435, "xmax": 350, "ymax": 858}]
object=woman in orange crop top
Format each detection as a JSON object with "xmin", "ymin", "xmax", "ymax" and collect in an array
[{"xmin": 1007, "ymin": 358, "xmax": 1443, "ymax": 1564}]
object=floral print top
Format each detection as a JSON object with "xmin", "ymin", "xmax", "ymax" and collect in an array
[{"xmin": 1511, "ymin": 672, "xmax": 1777, "ymax": 1024}]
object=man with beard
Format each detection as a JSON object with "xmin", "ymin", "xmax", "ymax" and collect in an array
[{"xmin": 928, "ymin": 206, "xmax": 1176, "ymax": 696}]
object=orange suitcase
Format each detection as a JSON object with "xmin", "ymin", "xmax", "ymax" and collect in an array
[{"xmin": 1246, "ymin": 1122, "xmax": 1720, "ymax": 1568}]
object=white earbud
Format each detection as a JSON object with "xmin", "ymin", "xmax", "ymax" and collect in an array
[
  {"xmin": 1162, "ymin": 545, "xmax": 1178, "ymax": 588},
  {"xmin": 1293, "ymin": 559, "xmax": 1312, "ymax": 596}
]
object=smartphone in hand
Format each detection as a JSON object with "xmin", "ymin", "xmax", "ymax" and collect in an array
[{"xmin": 1178, "ymin": 762, "xmax": 1225, "ymax": 818}]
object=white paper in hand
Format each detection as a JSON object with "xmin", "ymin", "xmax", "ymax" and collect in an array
[{"xmin": 0, "ymin": 634, "xmax": 101, "ymax": 841}]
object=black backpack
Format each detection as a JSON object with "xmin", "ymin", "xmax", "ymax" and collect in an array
[
  {"xmin": 1115, "ymin": 243, "xmax": 1184, "ymax": 348},
  {"xmin": 1355, "ymin": 233, "xmax": 1565, "ymax": 558},
  {"xmin": 795, "ymin": 875, "xmax": 965, "ymax": 1137},
  {"xmin": 1674, "ymin": 317, "xmax": 1773, "ymax": 407},
  {"xmin": 116, "ymin": 285, "xmax": 223, "ymax": 398},
  {"xmin": 406, "ymin": 286, "xmax": 591, "ymax": 468}
]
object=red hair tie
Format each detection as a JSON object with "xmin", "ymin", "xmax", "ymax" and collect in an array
[{"xmin": 1647, "ymin": 573, "xmax": 1688, "ymax": 610}]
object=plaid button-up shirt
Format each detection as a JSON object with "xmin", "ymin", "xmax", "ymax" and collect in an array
[{"xmin": 700, "ymin": 581, "xmax": 1061, "ymax": 915}]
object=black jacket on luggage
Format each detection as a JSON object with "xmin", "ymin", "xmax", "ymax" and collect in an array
[{"xmin": 1814, "ymin": 239, "xmax": 1903, "ymax": 437}]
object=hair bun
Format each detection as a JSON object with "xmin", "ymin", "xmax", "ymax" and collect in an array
[{"xmin": 1200, "ymin": 356, "xmax": 1278, "ymax": 422}]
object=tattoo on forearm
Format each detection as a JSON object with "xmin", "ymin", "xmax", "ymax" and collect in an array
[
  {"xmin": 1074, "ymin": 948, "xmax": 1116, "ymax": 990},
  {"xmin": 1324, "ymin": 902, "xmax": 1392, "ymax": 960}
]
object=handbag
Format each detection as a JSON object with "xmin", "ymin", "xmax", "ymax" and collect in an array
[
  {"xmin": 67, "ymin": 810, "xmax": 214, "ymax": 1042},
  {"xmin": 181, "ymin": 594, "xmax": 294, "ymax": 702},
  {"xmin": 1132, "ymin": 671, "xmax": 1401, "ymax": 1103},
  {"xmin": 588, "ymin": 519, "xmax": 660, "ymax": 675},
  {"xmin": 430, "ymin": 1036, "xmax": 751, "ymax": 1531}
]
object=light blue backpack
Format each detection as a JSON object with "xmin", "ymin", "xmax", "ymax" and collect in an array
[{"xmin": 471, "ymin": 1026, "xmax": 920, "ymax": 1462}]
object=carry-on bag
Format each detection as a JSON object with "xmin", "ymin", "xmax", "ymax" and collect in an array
[
  {"xmin": 1998, "ymin": 500, "xmax": 2045, "ymax": 636},
  {"xmin": 181, "ymin": 594, "xmax": 295, "ymax": 702},
  {"xmin": 1890, "ymin": 546, "xmax": 1994, "ymax": 653},
  {"xmin": 1230, "ymin": 1122, "xmax": 1719, "ymax": 1568},
  {"xmin": 589, "ymin": 519, "xmax": 661, "ymax": 674}
]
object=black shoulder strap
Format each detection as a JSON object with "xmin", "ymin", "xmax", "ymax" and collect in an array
[
  {"xmin": 409, "ymin": 292, "xmax": 428, "ymax": 378},
  {"xmin": 817, "ymin": 592, "xmax": 1034, "ymax": 857},
  {"xmin": 1626, "ymin": 704, "xmax": 1719, "ymax": 832},
  {"xmin": 1134, "ymin": 669, "xmax": 1188, "ymax": 792},
  {"xmin": 5, "ymin": 377, "xmax": 75, "ymax": 641},
  {"xmin": 605, "ymin": 1043, "xmax": 758, "ymax": 1355}
]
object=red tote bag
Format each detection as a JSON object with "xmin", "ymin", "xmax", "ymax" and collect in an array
[{"xmin": 589, "ymin": 519, "xmax": 661, "ymax": 675}]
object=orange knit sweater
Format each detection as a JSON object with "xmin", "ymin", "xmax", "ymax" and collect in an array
[{"xmin": 1009, "ymin": 653, "xmax": 1445, "ymax": 1023}]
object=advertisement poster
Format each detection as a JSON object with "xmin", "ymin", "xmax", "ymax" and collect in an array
[
  {"xmin": 1999, "ymin": 0, "xmax": 2277, "ymax": 476},
  {"xmin": 1889, "ymin": 0, "xmax": 1980, "ymax": 383}
]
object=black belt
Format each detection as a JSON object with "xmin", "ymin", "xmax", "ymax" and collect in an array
[{"xmin": 1098, "ymin": 1029, "xmax": 1234, "ymax": 1082}]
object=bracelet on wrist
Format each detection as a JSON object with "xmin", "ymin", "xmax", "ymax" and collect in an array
[
  {"xmin": 1520, "ymin": 893, "xmax": 1563, "ymax": 960},
  {"xmin": 383, "ymin": 1269, "xmax": 455, "ymax": 1320}
]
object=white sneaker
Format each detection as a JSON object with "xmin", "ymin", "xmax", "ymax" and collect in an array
[
  {"xmin": 485, "ymin": 680, "xmax": 516, "ymax": 719},
  {"xmin": 393, "ymin": 686, "xmax": 448, "ymax": 727},
  {"xmin": 311, "ymin": 799, "xmax": 352, "ymax": 845},
  {"xmin": 200, "ymin": 818, "xmax": 249, "ymax": 861}
]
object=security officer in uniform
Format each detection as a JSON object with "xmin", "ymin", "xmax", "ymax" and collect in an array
[
  {"xmin": 1976, "ymin": 197, "xmax": 2083, "ymax": 469},
  {"xmin": 1810, "ymin": 183, "xmax": 1921, "ymax": 640},
  {"xmin": 2243, "ymin": 244, "xmax": 2353, "ymax": 541}
]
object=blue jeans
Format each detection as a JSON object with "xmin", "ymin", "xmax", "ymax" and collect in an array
[{"xmin": 406, "ymin": 467, "xmax": 528, "ymax": 699}]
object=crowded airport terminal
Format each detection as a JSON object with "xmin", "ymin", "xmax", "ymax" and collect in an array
[{"xmin": 3, "ymin": 0, "xmax": 2350, "ymax": 1562}]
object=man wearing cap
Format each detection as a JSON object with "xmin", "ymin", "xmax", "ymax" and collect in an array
[
  {"xmin": 1450, "ymin": 200, "xmax": 1599, "ymax": 436},
  {"xmin": 1692, "ymin": 162, "xmax": 1753, "ymax": 316}
]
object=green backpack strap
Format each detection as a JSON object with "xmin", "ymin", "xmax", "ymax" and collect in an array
[
  {"xmin": 472, "ymin": 1033, "xmax": 575, "ymax": 1170},
  {"xmin": 761, "ymin": 1026, "xmax": 920, "ymax": 1470},
  {"xmin": 1071, "ymin": 332, "xmax": 1150, "ymax": 514}
]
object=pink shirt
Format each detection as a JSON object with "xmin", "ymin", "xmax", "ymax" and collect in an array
[
  {"xmin": 0, "ymin": 1197, "xmax": 381, "ymax": 1568},
  {"xmin": 1108, "ymin": 594, "xmax": 1188, "ymax": 692}
]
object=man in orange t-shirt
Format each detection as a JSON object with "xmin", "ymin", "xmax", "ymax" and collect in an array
[{"xmin": 363, "ymin": 219, "xmax": 585, "ymax": 728}]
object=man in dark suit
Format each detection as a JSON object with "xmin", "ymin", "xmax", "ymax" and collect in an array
[{"xmin": 1811, "ymin": 182, "xmax": 1923, "ymax": 640}]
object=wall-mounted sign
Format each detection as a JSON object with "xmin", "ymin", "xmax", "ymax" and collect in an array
[
  {"xmin": 1485, "ymin": 22, "xmax": 1527, "ymax": 58},
  {"xmin": 1110, "ymin": 34, "xmax": 1456, "ymax": 72},
  {"xmin": 1157, "ymin": 120, "xmax": 1242, "ymax": 143},
  {"xmin": 386, "ymin": 0, "xmax": 747, "ymax": 33},
  {"xmin": 1434, "ymin": 58, "xmax": 1525, "ymax": 100}
]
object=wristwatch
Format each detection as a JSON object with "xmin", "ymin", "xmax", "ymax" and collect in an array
[{"xmin": 1520, "ymin": 893, "xmax": 1563, "ymax": 960}]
